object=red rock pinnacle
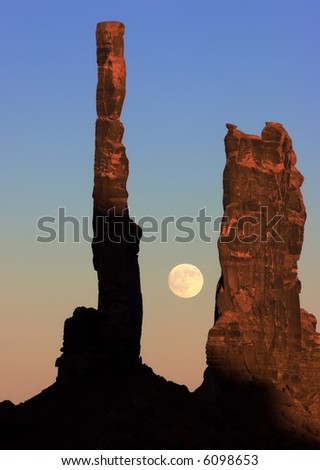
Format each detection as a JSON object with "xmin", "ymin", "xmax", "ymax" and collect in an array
[
  {"xmin": 206, "ymin": 123, "xmax": 320, "ymax": 389},
  {"xmin": 91, "ymin": 21, "xmax": 143, "ymax": 358},
  {"xmin": 56, "ymin": 23, "xmax": 143, "ymax": 381},
  {"xmin": 93, "ymin": 22, "xmax": 128, "ymax": 214}
]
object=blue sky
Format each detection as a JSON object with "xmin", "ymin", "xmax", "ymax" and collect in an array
[{"xmin": 1, "ymin": 0, "xmax": 320, "ymax": 402}]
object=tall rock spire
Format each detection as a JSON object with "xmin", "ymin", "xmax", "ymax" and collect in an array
[
  {"xmin": 92, "ymin": 21, "xmax": 143, "ymax": 360},
  {"xmin": 93, "ymin": 21, "xmax": 128, "ymax": 215},
  {"xmin": 56, "ymin": 22, "xmax": 143, "ymax": 381}
]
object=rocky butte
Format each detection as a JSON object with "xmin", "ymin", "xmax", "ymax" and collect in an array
[
  {"xmin": 199, "ymin": 122, "xmax": 320, "ymax": 440},
  {"xmin": 207, "ymin": 122, "xmax": 307, "ymax": 381},
  {"xmin": 1, "ymin": 22, "xmax": 320, "ymax": 450}
]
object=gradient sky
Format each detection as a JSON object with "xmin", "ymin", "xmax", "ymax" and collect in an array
[{"xmin": 1, "ymin": 0, "xmax": 320, "ymax": 404}]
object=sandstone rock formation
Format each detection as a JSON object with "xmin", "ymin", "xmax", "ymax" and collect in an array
[
  {"xmin": 2, "ymin": 23, "xmax": 320, "ymax": 450},
  {"xmin": 206, "ymin": 122, "xmax": 320, "ymax": 393},
  {"xmin": 56, "ymin": 22, "xmax": 143, "ymax": 381},
  {"xmin": 93, "ymin": 21, "xmax": 128, "ymax": 215}
]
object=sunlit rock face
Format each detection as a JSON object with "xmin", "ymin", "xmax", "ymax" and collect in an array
[
  {"xmin": 94, "ymin": 21, "xmax": 128, "ymax": 214},
  {"xmin": 206, "ymin": 123, "xmax": 320, "ymax": 390},
  {"xmin": 92, "ymin": 22, "xmax": 143, "ymax": 359},
  {"xmin": 56, "ymin": 22, "xmax": 143, "ymax": 381}
]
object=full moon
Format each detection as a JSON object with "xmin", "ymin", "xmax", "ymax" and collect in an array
[{"xmin": 168, "ymin": 264, "xmax": 204, "ymax": 298}]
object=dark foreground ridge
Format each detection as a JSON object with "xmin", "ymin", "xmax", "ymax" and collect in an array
[
  {"xmin": 1, "ymin": 22, "xmax": 320, "ymax": 449},
  {"xmin": 1, "ymin": 359, "xmax": 320, "ymax": 449}
]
